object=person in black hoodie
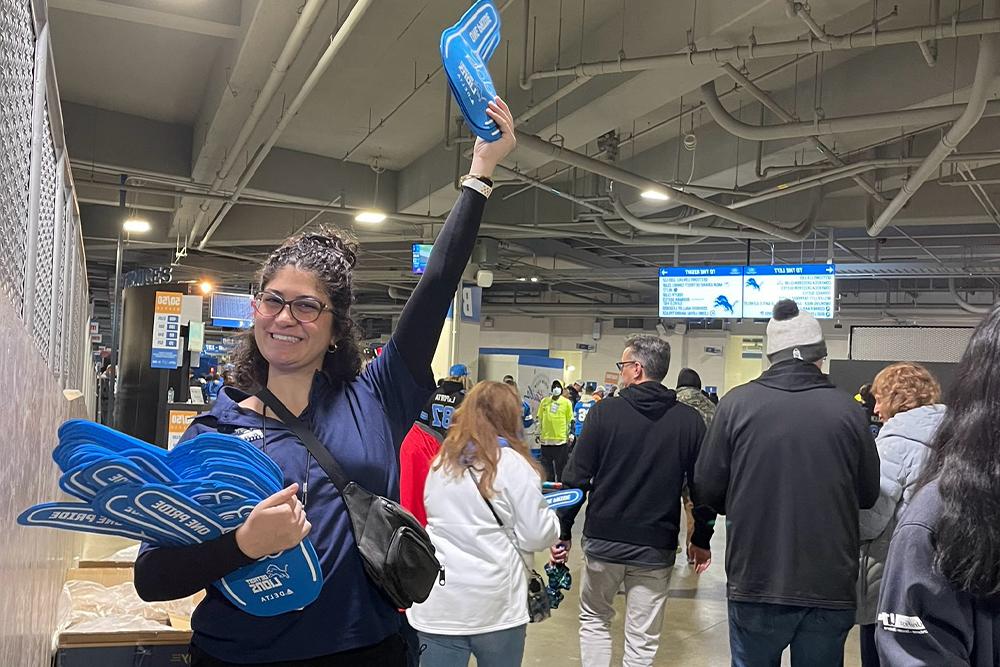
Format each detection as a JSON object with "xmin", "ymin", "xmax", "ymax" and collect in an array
[
  {"xmin": 551, "ymin": 334, "xmax": 716, "ymax": 667},
  {"xmin": 695, "ymin": 300, "xmax": 879, "ymax": 667},
  {"xmin": 876, "ymin": 306, "xmax": 1000, "ymax": 666}
]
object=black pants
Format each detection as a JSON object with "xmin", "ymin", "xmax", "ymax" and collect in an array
[
  {"xmin": 540, "ymin": 444, "xmax": 569, "ymax": 482},
  {"xmin": 859, "ymin": 623, "xmax": 880, "ymax": 666},
  {"xmin": 190, "ymin": 633, "xmax": 408, "ymax": 667}
]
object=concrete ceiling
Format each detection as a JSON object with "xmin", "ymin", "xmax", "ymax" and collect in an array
[{"xmin": 47, "ymin": 0, "xmax": 1000, "ymax": 330}]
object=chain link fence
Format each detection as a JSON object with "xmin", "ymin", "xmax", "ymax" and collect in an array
[{"xmin": 1, "ymin": 0, "xmax": 90, "ymax": 391}]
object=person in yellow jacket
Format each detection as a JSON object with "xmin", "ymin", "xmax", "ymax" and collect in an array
[{"xmin": 537, "ymin": 380, "xmax": 574, "ymax": 482}]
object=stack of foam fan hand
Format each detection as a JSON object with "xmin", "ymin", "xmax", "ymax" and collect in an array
[{"xmin": 18, "ymin": 419, "xmax": 321, "ymax": 617}]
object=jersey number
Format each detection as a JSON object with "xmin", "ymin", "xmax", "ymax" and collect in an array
[{"xmin": 432, "ymin": 405, "xmax": 455, "ymax": 429}]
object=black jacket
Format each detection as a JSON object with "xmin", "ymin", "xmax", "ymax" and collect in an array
[
  {"xmin": 558, "ymin": 381, "xmax": 715, "ymax": 550},
  {"xmin": 876, "ymin": 479, "xmax": 1000, "ymax": 666},
  {"xmin": 695, "ymin": 360, "xmax": 879, "ymax": 609}
]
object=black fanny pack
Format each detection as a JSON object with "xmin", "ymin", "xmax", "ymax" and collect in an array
[{"xmin": 257, "ymin": 389, "xmax": 444, "ymax": 609}]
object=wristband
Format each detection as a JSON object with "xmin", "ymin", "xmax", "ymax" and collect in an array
[{"xmin": 460, "ymin": 174, "xmax": 493, "ymax": 198}]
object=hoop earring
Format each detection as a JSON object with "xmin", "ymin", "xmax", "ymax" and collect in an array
[{"xmin": 328, "ymin": 342, "xmax": 339, "ymax": 354}]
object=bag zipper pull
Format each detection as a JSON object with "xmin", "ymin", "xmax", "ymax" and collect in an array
[{"xmin": 438, "ymin": 568, "xmax": 446, "ymax": 586}]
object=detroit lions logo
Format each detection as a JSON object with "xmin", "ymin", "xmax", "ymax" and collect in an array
[
  {"xmin": 746, "ymin": 278, "xmax": 762, "ymax": 291},
  {"xmin": 714, "ymin": 295, "xmax": 737, "ymax": 314},
  {"xmin": 266, "ymin": 564, "xmax": 290, "ymax": 581}
]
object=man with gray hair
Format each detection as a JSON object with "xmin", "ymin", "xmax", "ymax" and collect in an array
[{"xmin": 553, "ymin": 334, "xmax": 716, "ymax": 667}]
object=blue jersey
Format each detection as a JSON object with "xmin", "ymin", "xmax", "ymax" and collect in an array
[{"xmin": 573, "ymin": 398, "xmax": 597, "ymax": 436}]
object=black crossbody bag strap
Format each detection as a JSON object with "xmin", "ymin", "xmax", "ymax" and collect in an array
[{"xmin": 257, "ymin": 388, "xmax": 350, "ymax": 492}]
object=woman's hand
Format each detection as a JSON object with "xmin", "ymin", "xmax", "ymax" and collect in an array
[
  {"xmin": 469, "ymin": 97, "xmax": 517, "ymax": 179},
  {"xmin": 235, "ymin": 484, "xmax": 312, "ymax": 560}
]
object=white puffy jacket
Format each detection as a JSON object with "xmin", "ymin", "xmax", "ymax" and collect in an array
[
  {"xmin": 856, "ymin": 403, "xmax": 945, "ymax": 625},
  {"xmin": 406, "ymin": 447, "xmax": 560, "ymax": 635}
]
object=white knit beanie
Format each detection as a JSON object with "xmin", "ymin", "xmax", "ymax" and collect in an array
[{"xmin": 766, "ymin": 299, "xmax": 827, "ymax": 363}]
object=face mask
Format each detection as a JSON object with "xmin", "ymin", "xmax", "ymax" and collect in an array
[{"xmin": 551, "ymin": 387, "xmax": 562, "ymax": 397}]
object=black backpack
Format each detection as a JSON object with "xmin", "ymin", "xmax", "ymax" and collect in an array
[{"xmin": 257, "ymin": 389, "xmax": 444, "ymax": 608}]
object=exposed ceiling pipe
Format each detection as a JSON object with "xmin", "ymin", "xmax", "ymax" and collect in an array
[
  {"xmin": 592, "ymin": 217, "xmax": 707, "ymax": 245},
  {"xmin": 949, "ymin": 278, "xmax": 995, "ymax": 314},
  {"xmin": 869, "ymin": 13, "xmax": 1000, "ymax": 237},
  {"xmin": 186, "ymin": 0, "xmax": 327, "ymax": 245},
  {"xmin": 196, "ymin": 0, "xmax": 375, "ymax": 250},
  {"xmin": 526, "ymin": 17, "xmax": 1000, "ymax": 81},
  {"xmin": 701, "ymin": 78, "xmax": 1000, "ymax": 141},
  {"xmin": 514, "ymin": 131, "xmax": 806, "ymax": 240},
  {"xmin": 720, "ymin": 63, "xmax": 885, "ymax": 204},
  {"xmin": 519, "ymin": 0, "xmax": 532, "ymax": 90},
  {"xmin": 784, "ymin": 1, "xmax": 832, "ymax": 42}
]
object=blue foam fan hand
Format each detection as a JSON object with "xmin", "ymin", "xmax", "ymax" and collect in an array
[
  {"xmin": 20, "ymin": 421, "xmax": 324, "ymax": 616},
  {"xmin": 441, "ymin": 0, "xmax": 502, "ymax": 142}
]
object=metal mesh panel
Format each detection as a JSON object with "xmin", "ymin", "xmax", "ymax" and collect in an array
[
  {"xmin": 850, "ymin": 326, "xmax": 974, "ymax": 363},
  {"xmin": 50, "ymin": 196, "xmax": 68, "ymax": 375},
  {"xmin": 69, "ymin": 259, "xmax": 85, "ymax": 389},
  {"xmin": 0, "ymin": 0, "xmax": 34, "ymax": 316},
  {"xmin": 32, "ymin": 114, "xmax": 56, "ymax": 361}
]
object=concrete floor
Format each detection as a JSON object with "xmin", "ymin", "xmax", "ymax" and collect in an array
[{"xmin": 518, "ymin": 518, "xmax": 863, "ymax": 666}]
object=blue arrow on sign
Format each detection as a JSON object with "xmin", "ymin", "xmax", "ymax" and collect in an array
[{"xmin": 544, "ymin": 488, "xmax": 584, "ymax": 509}]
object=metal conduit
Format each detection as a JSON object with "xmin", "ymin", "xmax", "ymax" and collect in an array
[
  {"xmin": 186, "ymin": 0, "xmax": 326, "ymax": 245},
  {"xmin": 591, "ymin": 217, "xmax": 707, "ymax": 245},
  {"xmin": 701, "ymin": 80, "xmax": 1000, "ymax": 142},
  {"xmin": 527, "ymin": 18, "xmax": 1000, "ymax": 80},
  {"xmin": 948, "ymin": 279, "xmax": 995, "ymax": 314},
  {"xmin": 514, "ymin": 131, "xmax": 806, "ymax": 240},
  {"xmin": 869, "ymin": 5, "xmax": 1000, "ymax": 236},
  {"xmin": 197, "ymin": 0, "xmax": 375, "ymax": 250}
]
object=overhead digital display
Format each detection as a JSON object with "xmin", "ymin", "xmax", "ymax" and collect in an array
[
  {"xmin": 658, "ymin": 266, "xmax": 745, "ymax": 319},
  {"xmin": 742, "ymin": 264, "xmax": 837, "ymax": 319},
  {"xmin": 658, "ymin": 264, "xmax": 837, "ymax": 319},
  {"xmin": 412, "ymin": 244, "xmax": 433, "ymax": 274},
  {"xmin": 210, "ymin": 292, "xmax": 254, "ymax": 329}
]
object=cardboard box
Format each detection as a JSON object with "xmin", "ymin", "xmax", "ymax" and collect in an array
[{"xmin": 55, "ymin": 568, "xmax": 194, "ymax": 666}]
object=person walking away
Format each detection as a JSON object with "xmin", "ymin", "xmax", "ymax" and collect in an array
[
  {"xmin": 695, "ymin": 300, "xmax": 879, "ymax": 667},
  {"xmin": 876, "ymin": 308, "xmax": 1000, "ymax": 666},
  {"xmin": 591, "ymin": 385, "xmax": 605, "ymax": 403},
  {"xmin": 399, "ymin": 364, "xmax": 472, "ymax": 526},
  {"xmin": 855, "ymin": 362, "xmax": 944, "ymax": 666},
  {"xmin": 566, "ymin": 381, "xmax": 582, "ymax": 409},
  {"xmin": 536, "ymin": 380, "xmax": 573, "ymax": 482},
  {"xmin": 553, "ymin": 335, "xmax": 715, "ymax": 667},
  {"xmin": 571, "ymin": 382, "xmax": 600, "ymax": 446},
  {"xmin": 675, "ymin": 368, "xmax": 716, "ymax": 558},
  {"xmin": 408, "ymin": 381, "xmax": 559, "ymax": 666}
]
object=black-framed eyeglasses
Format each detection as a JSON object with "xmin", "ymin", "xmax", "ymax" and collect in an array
[
  {"xmin": 252, "ymin": 291, "xmax": 332, "ymax": 323},
  {"xmin": 616, "ymin": 360, "xmax": 640, "ymax": 372}
]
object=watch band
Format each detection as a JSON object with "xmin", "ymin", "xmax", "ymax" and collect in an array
[{"xmin": 460, "ymin": 174, "xmax": 493, "ymax": 199}]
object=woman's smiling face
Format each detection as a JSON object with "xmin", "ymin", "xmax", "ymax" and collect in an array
[{"xmin": 253, "ymin": 266, "xmax": 335, "ymax": 374}]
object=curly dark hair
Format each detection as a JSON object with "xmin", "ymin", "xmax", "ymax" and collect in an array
[{"xmin": 231, "ymin": 228, "xmax": 363, "ymax": 391}]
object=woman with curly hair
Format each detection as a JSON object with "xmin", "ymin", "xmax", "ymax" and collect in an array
[
  {"xmin": 407, "ymin": 381, "xmax": 559, "ymax": 666},
  {"xmin": 132, "ymin": 98, "xmax": 517, "ymax": 666},
  {"xmin": 856, "ymin": 362, "xmax": 944, "ymax": 665},
  {"xmin": 876, "ymin": 310, "xmax": 1000, "ymax": 666}
]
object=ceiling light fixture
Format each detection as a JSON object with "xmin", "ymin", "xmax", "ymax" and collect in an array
[
  {"xmin": 198, "ymin": 280, "xmax": 214, "ymax": 295},
  {"xmin": 529, "ymin": 276, "xmax": 540, "ymax": 283},
  {"xmin": 122, "ymin": 218, "xmax": 151, "ymax": 234},
  {"xmin": 354, "ymin": 210, "xmax": 387, "ymax": 224},
  {"xmin": 517, "ymin": 277, "xmax": 527, "ymax": 282},
  {"xmin": 640, "ymin": 189, "xmax": 670, "ymax": 202}
]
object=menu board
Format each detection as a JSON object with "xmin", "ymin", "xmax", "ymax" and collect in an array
[
  {"xmin": 742, "ymin": 264, "xmax": 837, "ymax": 319},
  {"xmin": 210, "ymin": 292, "xmax": 254, "ymax": 329},
  {"xmin": 658, "ymin": 264, "xmax": 837, "ymax": 319},
  {"xmin": 658, "ymin": 266, "xmax": 745, "ymax": 318}
]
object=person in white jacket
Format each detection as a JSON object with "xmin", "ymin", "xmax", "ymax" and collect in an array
[
  {"xmin": 408, "ymin": 380, "xmax": 560, "ymax": 667},
  {"xmin": 856, "ymin": 362, "xmax": 944, "ymax": 667}
]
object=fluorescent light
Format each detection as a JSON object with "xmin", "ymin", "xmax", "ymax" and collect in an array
[
  {"xmin": 517, "ymin": 277, "xmax": 527, "ymax": 282},
  {"xmin": 123, "ymin": 218, "xmax": 151, "ymax": 233},
  {"xmin": 355, "ymin": 210, "xmax": 387, "ymax": 224},
  {"xmin": 640, "ymin": 189, "xmax": 670, "ymax": 201}
]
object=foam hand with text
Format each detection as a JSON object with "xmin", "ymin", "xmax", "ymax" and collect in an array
[{"xmin": 18, "ymin": 419, "xmax": 321, "ymax": 616}]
